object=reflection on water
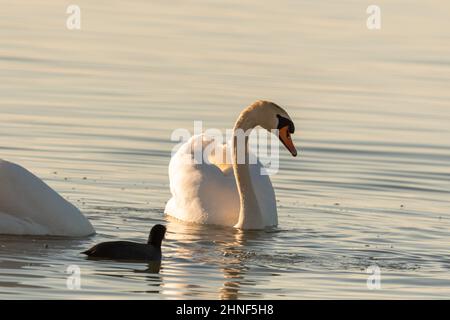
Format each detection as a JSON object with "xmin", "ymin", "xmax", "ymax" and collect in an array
[
  {"xmin": 1, "ymin": 0, "xmax": 450, "ymax": 299},
  {"xmin": 166, "ymin": 222, "xmax": 269, "ymax": 299},
  {"xmin": 219, "ymin": 231, "xmax": 263, "ymax": 300}
]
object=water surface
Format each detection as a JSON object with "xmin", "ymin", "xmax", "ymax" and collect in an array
[{"xmin": 0, "ymin": 0, "xmax": 450, "ymax": 299}]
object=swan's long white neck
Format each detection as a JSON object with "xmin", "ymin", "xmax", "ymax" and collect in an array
[{"xmin": 232, "ymin": 109, "xmax": 265, "ymax": 229}]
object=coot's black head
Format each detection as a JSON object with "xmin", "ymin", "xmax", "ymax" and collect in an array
[{"xmin": 148, "ymin": 224, "xmax": 166, "ymax": 247}]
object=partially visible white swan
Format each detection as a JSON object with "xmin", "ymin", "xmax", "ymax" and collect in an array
[
  {"xmin": 0, "ymin": 160, "xmax": 95, "ymax": 236},
  {"xmin": 165, "ymin": 100, "xmax": 297, "ymax": 230}
]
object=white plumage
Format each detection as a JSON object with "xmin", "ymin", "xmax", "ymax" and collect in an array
[
  {"xmin": 165, "ymin": 134, "xmax": 277, "ymax": 227},
  {"xmin": 0, "ymin": 160, "xmax": 95, "ymax": 236}
]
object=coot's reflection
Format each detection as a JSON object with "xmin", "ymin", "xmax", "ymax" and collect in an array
[{"xmin": 138, "ymin": 260, "xmax": 161, "ymax": 274}]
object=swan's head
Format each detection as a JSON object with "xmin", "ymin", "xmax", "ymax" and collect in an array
[{"xmin": 248, "ymin": 100, "xmax": 297, "ymax": 157}]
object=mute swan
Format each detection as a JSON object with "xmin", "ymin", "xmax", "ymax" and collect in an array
[
  {"xmin": 165, "ymin": 100, "xmax": 297, "ymax": 230},
  {"xmin": 0, "ymin": 160, "xmax": 95, "ymax": 236}
]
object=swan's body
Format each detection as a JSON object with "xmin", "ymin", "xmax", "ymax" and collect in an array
[
  {"xmin": 165, "ymin": 135, "xmax": 277, "ymax": 227},
  {"xmin": 0, "ymin": 160, "xmax": 95, "ymax": 236},
  {"xmin": 165, "ymin": 100, "xmax": 297, "ymax": 230}
]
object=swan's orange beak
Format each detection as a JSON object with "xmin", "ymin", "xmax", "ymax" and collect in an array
[{"xmin": 279, "ymin": 126, "xmax": 297, "ymax": 157}]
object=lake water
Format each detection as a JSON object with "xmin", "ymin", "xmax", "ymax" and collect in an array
[{"xmin": 0, "ymin": 0, "xmax": 450, "ymax": 299}]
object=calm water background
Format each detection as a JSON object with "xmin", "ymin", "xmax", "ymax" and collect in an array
[{"xmin": 0, "ymin": 0, "xmax": 450, "ymax": 299}]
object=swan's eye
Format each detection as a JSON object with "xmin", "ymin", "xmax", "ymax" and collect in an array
[{"xmin": 276, "ymin": 114, "xmax": 295, "ymax": 133}]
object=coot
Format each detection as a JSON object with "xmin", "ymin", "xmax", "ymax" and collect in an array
[{"xmin": 82, "ymin": 224, "xmax": 166, "ymax": 261}]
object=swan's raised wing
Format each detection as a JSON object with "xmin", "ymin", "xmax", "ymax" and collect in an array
[{"xmin": 165, "ymin": 135, "xmax": 240, "ymax": 226}]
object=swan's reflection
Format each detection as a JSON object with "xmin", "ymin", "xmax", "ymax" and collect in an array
[
  {"xmin": 219, "ymin": 230, "xmax": 249, "ymax": 300},
  {"xmin": 163, "ymin": 219, "xmax": 275, "ymax": 299}
]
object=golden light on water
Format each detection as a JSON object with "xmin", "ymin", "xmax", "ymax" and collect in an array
[{"xmin": 0, "ymin": 0, "xmax": 449, "ymax": 299}]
